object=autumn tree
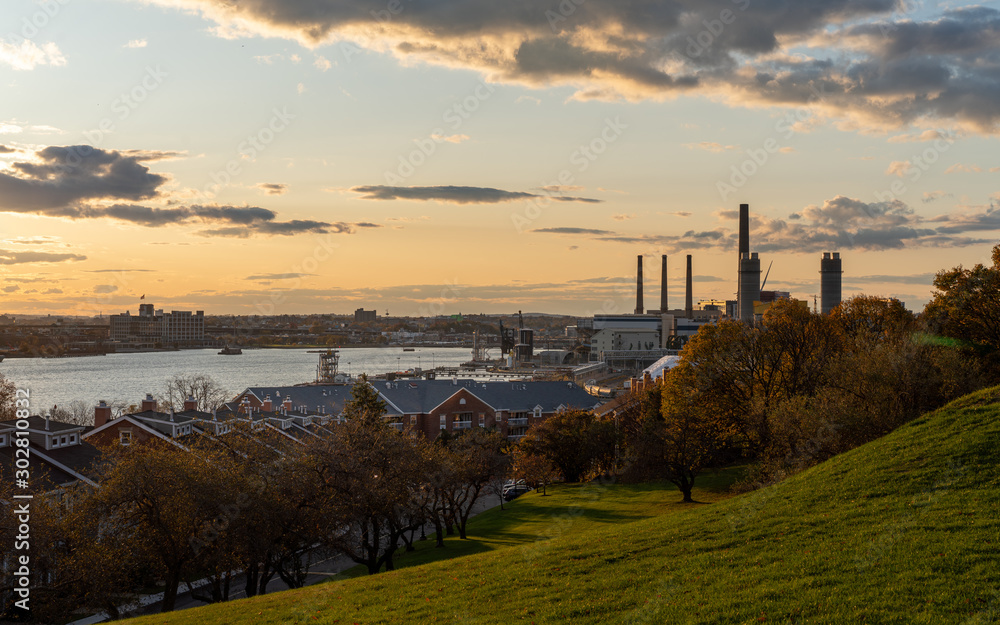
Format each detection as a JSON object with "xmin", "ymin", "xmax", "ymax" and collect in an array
[
  {"xmin": 89, "ymin": 440, "xmax": 234, "ymax": 612},
  {"xmin": 519, "ymin": 410, "xmax": 616, "ymax": 482},
  {"xmin": 0, "ymin": 373, "xmax": 15, "ymax": 421},
  {"xmin": 510, "ymin": 445, "xmax": 558, "ymax": 495},
  {"xmin": 924, "ymin": 243, "xmax": 1000, "ymax": 376},
  {"xmin": 160, "ymin": 373, "xmax": 230, "ymax": 412},
  {"xmin": 437, "ymin": 428, "xmax": 508, "ymax": 539},
  {"xmin": 309, "ymin": 415, "xmax": 430, "ymax": 574}
]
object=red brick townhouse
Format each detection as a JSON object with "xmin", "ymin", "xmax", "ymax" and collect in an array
[{"xmin": 233, "ymin": 379, "xmax": 602, "ymax": 440}]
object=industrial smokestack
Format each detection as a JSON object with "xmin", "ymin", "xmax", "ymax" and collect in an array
[
  {"xmin": 635, "ymin": 255, "xmax": 644, "ymax": 315},
  {"xmin": 739, "ymin": 203, "xmax": 749, "ymax": 257},
  {"xmin": 685, "ymin": 254, "xmax": 693, "ymax": 319},
  {"xmin": 820, "ymin": 252, "xmax": 843, "ymax": 314},
  {"xmin": 737, "ymin": 203, "xmax": 749, "ymax": 313},
  {"xmin": 739, "ymin": 252, "xmax": 761, "ymax": 323},
  {"xmin": 660, "ymin": 255, "xmax": 668, "ymax": 313}
]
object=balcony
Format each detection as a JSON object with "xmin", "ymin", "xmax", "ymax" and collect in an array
[
  {"xmin": 507, "ymin": 434, "xmax": 525, "ymax": 441},
  {"xmin": 508, "ymin": 418, "xmax": 529, "ymax": 426},
  {"xmin": 452, "ymin": 421, "xmax": 472, "ymax": 430}
]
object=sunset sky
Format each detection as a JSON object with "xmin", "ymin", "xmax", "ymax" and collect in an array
[{"xmin": 1, "ymin": 0, "xmax": 998, "ymax": 317}]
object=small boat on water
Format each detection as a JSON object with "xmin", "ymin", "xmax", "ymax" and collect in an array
[
  {"xmin": 402, "ymin": 347, "xmax": 415, "ymax": 352},
  {"xmin": 218, "ymin": 345, "xmax": 243, "ymax": 355}
]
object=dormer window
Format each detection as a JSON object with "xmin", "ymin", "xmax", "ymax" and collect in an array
[
  {"xmin": 459, "ymin": 398, "xmax": 467, "ymax": 405},
  {"xmin": 533, "ymin": 406, "xmax": 542, "ymax": 419},
  {"xmin": 69, "ymin": 434, "xmax": 77, "ymax": 445},
  {"xmin": 0, "ymin": 433, "xmax": 7, "ymax": 447}
]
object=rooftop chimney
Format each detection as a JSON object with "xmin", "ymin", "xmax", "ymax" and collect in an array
[
  {"xmin": 635, "ymin": 254, "xmax": 644, "ymax": 315},
  {"xmin": 94, "ymin": 400, "xmax": 112, "ymax": 428},
  {"xmin": 685, "ymin": 254, "xmax": 693, "ymax": 319},
  {"xmin": 183, "ymin": 395, "xmax": 198, "ymax": 411},
  {"xmin": 262, "ymin": 395, "xmax": 273, "ymax": 412},
  {"xmin": 282, "ymin": 396, "xmax": 293, "ymax": 410},
  {"xmin": 141, "ymin": 393, "xmax": 156, "ymax": 412},
  {"xmin": 660, "ymin": 255, "xmax": 668, "ymax": 313}
]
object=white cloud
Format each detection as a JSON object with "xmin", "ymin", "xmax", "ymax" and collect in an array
[
  {"xmin": 125, "ymin": 39, "xmax": 148, "ymax": 48},
  {"xmin": 313, "ymin": 55, "xmax": 331, "ymax": 71},
  {"xmin": 0, "ymin": 40, "xmax": 66, "ymax": 71}
]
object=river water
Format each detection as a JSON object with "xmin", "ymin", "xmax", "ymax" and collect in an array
[{"xmin": 0, "ymin": 347, "xmax": 472, "ymax": 413}]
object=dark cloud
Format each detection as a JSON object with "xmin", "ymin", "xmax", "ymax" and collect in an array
[
  {"xmin": 0, "ymin": 145, "xmax": 14, "ymax": 153},
  {"xmin": 246, "ymin": 273, "xmax": 316, "ymax": 281},
  {"xmin": 532, "ymin": 227, "xmax": 616, "ymax": 235},
  {"xmin": 139, "ymin": 0, "xmax": 1000, "ymax": 132},
  {"xmin": 0, "ymin": 250, "xmax": 87, "ymax": 265},
  {"xmin": 3, "ymin": 285, "xmax": 20, "ymax": 293},
  {"xmin": 94, "ymin": 285, "xmax": 118, "ymax": 294},
  {"xmin": 351, "ymin": 185, "xmax": 602, "ymax": 204},
  {"xmin": 85, "ymin": 269, "xmax": 156, "ymax": 273},
  {"xmin": 0, "ymin": 146, "xmax": 376, "ymax": 238},
  {"xmin": 200, "ymin": 220, "xmax": 368, "ymax": 237},
  {"xmin": 532, "ymin": 195, "xmax": 1000, "ymax": 253},
  {"xmin": 256, "ymin": 182, "xmax": 288, "ymax": 195}
]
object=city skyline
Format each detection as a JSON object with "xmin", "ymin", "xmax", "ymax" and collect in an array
[{"xmin": 1, "ymin": 0, "xmax": 998, "ymax": 316}]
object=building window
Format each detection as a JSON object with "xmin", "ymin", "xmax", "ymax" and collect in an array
[
  {"xmin": 534, "ymin": 406, "xmax": 542, "ymax": 419},
  {"xmin": 69, "ymin": 435, "xmax": 77, "ymax": 444},
  {"xmin": 440, "ymin": 415, "xmax": 446, "ymax": 429},
  {"xmin": 411, "ymin": 415, "xmax": 417, "ymax": 425},
  {"xmin": 120, "ymin": 431, "xmax": 133, "ymax": 446},
  {"xmin": 61, "ymin": 435, "xmax": 68, "ymax": 446},
  {"xmin": 479, "ymin": 414, "xmax": 485, "ymax": 427},
  {"xmin": 459, "ymin": 398, "xmax": 466, "ymax": 405}
]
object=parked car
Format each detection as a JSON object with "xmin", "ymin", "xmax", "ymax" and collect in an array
[{"xmin": 503, "ymin": 484, "xmax": 532, "ymax": 501}]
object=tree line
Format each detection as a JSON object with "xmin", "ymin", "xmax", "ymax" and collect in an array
[{"xmin": 0, "ymin": 379, "xmax": 509, "ymax": 621}]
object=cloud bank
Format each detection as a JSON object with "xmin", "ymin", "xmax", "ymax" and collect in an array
[
  {"xmin": 0, "ymin": 146, "xmax": 377, "ymax": 237},
  {"xmin": 136, "ymin": 0, "xmax": 1000, "ymax": 132}
]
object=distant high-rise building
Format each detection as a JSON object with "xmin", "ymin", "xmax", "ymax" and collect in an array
[
  {"xmin": 354, "ymin": 308, "xmax": 377, "ymax": 323},
  {"xmin": 109, "ymin": 304, "xmax": 204, "ymax": 346}
]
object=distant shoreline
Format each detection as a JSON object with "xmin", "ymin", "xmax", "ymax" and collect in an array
[{"xmin": 1, "ymin": 344, "xmax": 472, "ymax": 361}]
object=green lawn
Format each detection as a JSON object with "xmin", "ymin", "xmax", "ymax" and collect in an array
[
  {"xmin": 331, "ymin": 467, "xmax": 744, "ymax": 580},
  {"xmin": 125, "ymin": 386, "xmax": 1000, "ymax": 624}
]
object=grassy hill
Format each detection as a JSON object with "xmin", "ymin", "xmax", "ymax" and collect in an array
[{"xmin": 126, "ymin": 387, "xmax": 1000, "ymax": 624}]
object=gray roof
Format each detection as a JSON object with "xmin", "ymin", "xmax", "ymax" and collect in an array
[
  {"xmin": 378, "ymin": 379, "xmax": 600, "ymax": 415},
  {"xmin": 241, "ymin": 385, "xmax": 353, "ymax": 415},
  {"xmin": 238, "ymin": 380, "xmax": 600, "ymax": 418},
  {"xmin": 0, "ymin": 415, "xmax": 86, "ymax": 434}
]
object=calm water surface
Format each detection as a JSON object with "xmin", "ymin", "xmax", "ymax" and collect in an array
[{"xmin": 0, "ymin": 347, "xmax": 471, "ymax": 412}]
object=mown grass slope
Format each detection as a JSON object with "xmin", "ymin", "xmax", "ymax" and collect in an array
[{"xmin": 127, "ymin": 386, "xmax": 1000, "ymax": 624}]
